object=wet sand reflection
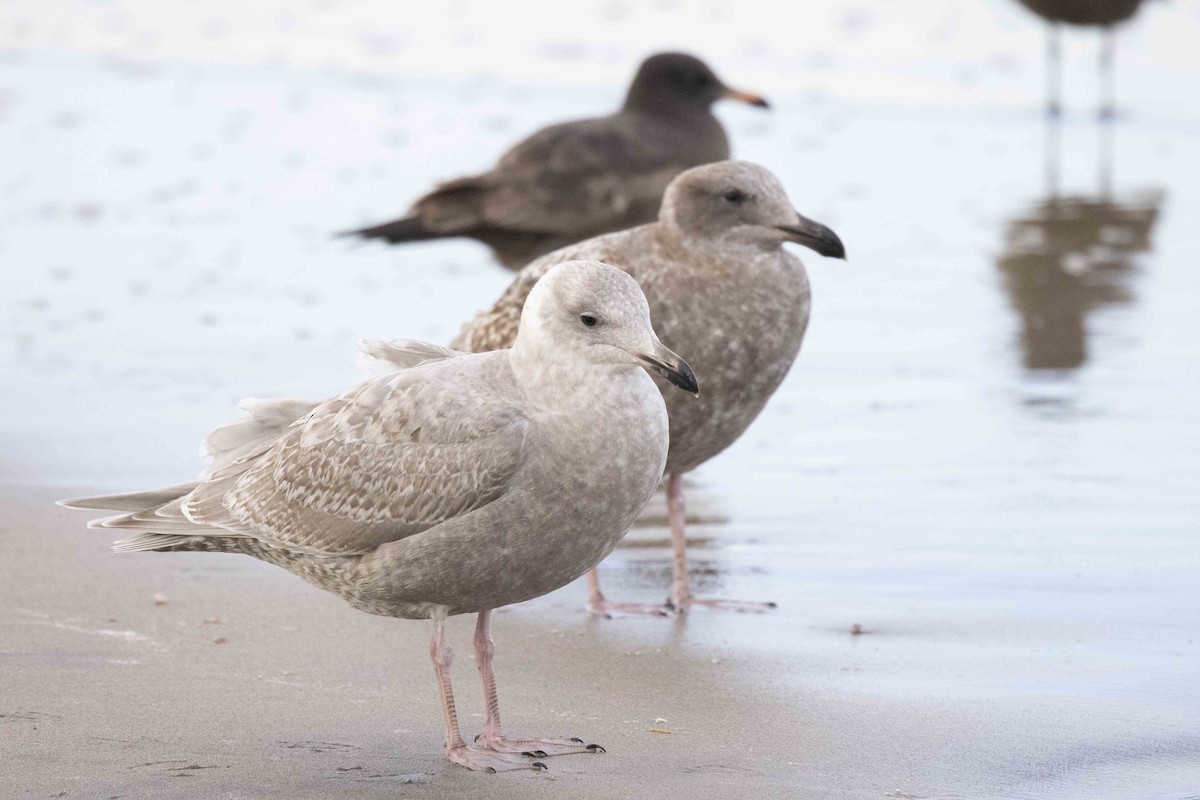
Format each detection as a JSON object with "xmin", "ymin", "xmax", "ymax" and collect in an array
[
  {"xmin": 998, "ymin": 189, "xmax": 1161, "ymax": 370},
  {"xmin": 998, "ymin": 111, "xmax": 1162, "ymax": 371}
]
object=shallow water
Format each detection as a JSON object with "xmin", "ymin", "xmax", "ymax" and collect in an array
[{"xmin": 3, "ymin": 2, "xmax": 1199, "ymax": 797}]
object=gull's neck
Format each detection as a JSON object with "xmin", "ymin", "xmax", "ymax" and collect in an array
[
  {"xmin": 658, "ymin": 221, "xmax": 789, "ymax": 266},
  {"xmin": 509, "ymin": 334, "xmax": 642, "ymax": 414},
  {"xmin": 621, "ymin": 91, "xmax": 713, "ymax": 122}
]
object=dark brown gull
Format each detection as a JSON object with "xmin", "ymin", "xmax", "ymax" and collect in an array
[
  {"xmin": 61, "ymin": 261, "xmax": 699, "ymax": 773},
  {"xmin": 452, "ymin": 161, "xmax": 845, "ymax": 617},
  {"xmin": 340, "ymin": 52, "xmax": 768, "ymax": 269}
]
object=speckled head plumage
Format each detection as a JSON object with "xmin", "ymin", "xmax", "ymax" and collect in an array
[
  {"xmin": 658, "ymin": 161, "xmax": 846, "ymax": 259},
  {"xmin": 519, "ymin": 261, "xmax": 699, "ymax": 395}
]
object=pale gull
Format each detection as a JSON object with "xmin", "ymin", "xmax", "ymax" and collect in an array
[
  {"xmin": 453, "ymin": 161, "xmax": 845, "ymax": 616},
  {"xmin": 340, "ymin": 52, "xmax": 768, "ymax": 269},
  {"xmin": 61, "ymin": 261, "xmax": 699, "ymax": 773}
]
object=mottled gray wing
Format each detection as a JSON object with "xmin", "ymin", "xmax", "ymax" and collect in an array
[
  {"xmin": 201, "ymin": 397, "xmax": 321, "ymax": 477},
  {"xmin": 182, "ymin": 360, "xmax": 528, "ymax": 555}
]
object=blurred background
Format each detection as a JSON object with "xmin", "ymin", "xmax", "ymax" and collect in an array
[{"xmin": 2, "ymin": 2, "xmax": 1199, "ymax": 797}]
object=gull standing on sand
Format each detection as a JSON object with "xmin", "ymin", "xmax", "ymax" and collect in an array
[
  {"xmin": 61, "ymin": 261, "xmax": 699, "ymax": 774},
  {"xmin": 341, "ymin": 52, "xmax": 769, "ymax": 268},
  {"xmin": 453, "ymin": 162, "xmax": 845, "ymax": 616}
]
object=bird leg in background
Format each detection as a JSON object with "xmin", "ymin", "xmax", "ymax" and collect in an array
[
  {"xmin": 428, "ymin": 608, "xmax": 545, "ymax": 773},
  {"xmin": 1045, "ymin": 24, "xmax": 1063, "ymax": 118},
  {"xmin": 584, "ymin": 567, "xmax": 670, "ymax": 617},
  {"xmin": 585, "ymin": 568, "xmax": 608, "ymax": 615},
  {"xmin": 1099, "ymin": 29, "xmax": 1116, "ymax": 121},
  {"xmin": 666, "ymin": 472, "xmax": 691, "ymax": 609},
  {"xmin": 665, "ymin": 473, "xmax": 776, "ymax": 614},
  {"xmin": 471, "ymin": 610, "xmax": 604, "ymax": 758},
  {"xmin": 584, "ymin": 474, "xmax": 778, "ymax": 616}
]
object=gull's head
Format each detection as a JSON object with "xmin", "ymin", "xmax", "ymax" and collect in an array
[
  {"xmin": 518, "ymin": 261, "xmax": 699, "ymax": 396},
  {"xmin": 623, "ymin": 52, "xmax": 769, "ymax": 115},
  {"xmin": 660, "ymin": 161, "xmax": 846, "ymax": 259}
]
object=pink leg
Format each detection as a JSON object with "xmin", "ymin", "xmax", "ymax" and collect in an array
[
  {"xmin": 1046, "ymin": 24, "xmax": 1062, "ymax": 118},
  {"xmin": 472, "ymin": 610, "xmax": 604, "ymax": 758},
  {"xmin": 428, "ymin": 607, "xmax": 545, "ymax": 773},
  {"xmin": 666, "ymin": 473, "xmax": 776, "ymax": 614},
  {"xmin": 585, "ymin": 567, "xmax": 670, "ymax": 618},
  {"xmin": 1098, "ymin": 29, "xmax": 1116, "ymax": 121}
]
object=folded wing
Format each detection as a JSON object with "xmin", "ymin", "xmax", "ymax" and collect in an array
[{"xmin": 65, "ymin": 354, "xmax": 528, "ymax": 557}]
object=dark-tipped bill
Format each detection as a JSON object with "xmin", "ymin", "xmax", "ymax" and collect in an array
[
  {"xmin": 722, "ymin": 87, "xmax": 770, "ymax": 109},
  {"xmin": 777, "ymin": 215, "xmax": 846, "ymax": 260},
  {"xmin": 639, "ymin": 348, "xmax": 700, "ymax": 397}
]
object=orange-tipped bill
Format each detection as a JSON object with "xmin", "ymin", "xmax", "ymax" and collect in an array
[{"xmin": 722, "ymin": 87, "xmax": 770, "ymax": 109}]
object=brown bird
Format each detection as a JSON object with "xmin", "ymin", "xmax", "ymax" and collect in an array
[
  {"xmin": 452, "ymin": 161, "xmax": 845, "ymax": 616},
  {"xmin": 340, "ymin": 52, "xmax": 768, "ymax": 269},
  {"xmin": 1013, "ymin": 0, "xmax": 1155, "ymax": 119}
]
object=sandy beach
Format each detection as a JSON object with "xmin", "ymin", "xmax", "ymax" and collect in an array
[
  {"xmin": 4, "ymin": 1, "xmax": 1200, "ymax": 797},
  {"xmin": 6, "ymin": 476, "xmax": 1200, "ymax": 799}
]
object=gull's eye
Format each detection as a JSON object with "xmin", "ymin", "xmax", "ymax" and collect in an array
[
  {"xmin": 580, "ymin": 314, "xmax": 598, "ymax": 327},
  {"xmin": 723, "ymin": 189, "xmax": 747, "ymax": 204},
  {"xmin": 694, "ymin": 73, "xmax": 711, "ymax": 88}
]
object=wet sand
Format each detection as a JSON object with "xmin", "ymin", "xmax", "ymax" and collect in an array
[{"xmin": 6, "ymin": 480, "xmax": 1200, "ymax": 799}]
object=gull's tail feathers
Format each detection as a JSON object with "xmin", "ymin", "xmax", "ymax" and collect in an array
[
  {"xmin": 58, "ymin": 483, "xmax": 197, "ymax": 513},
  {"xmin": 338, "ymin": 215, "xmax": 447, "ymax": 245},
  {"xmin": 338, "ymin": 175, "xmax": 490, "ymax": 245},
  {"xmin": 58, "ymin": 485, "xmax": 229, "ymax": 553}
]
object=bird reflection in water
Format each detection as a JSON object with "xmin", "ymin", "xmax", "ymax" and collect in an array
[
  {"xmin": 999, "ymin": 2, "xmax": 1164, "ymax": 374},
  {"xmin": 998, "ymin": 117, "xmax": 1163, "ymax": 372},
  {"xmin": 998, "ymin": 188, "xmax": 1161, "ymax": 371}
]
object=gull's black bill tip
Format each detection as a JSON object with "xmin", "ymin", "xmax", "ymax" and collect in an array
[{"xmin": 640, "ymin": 354, "xmax": 700, "ymax": 397}]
